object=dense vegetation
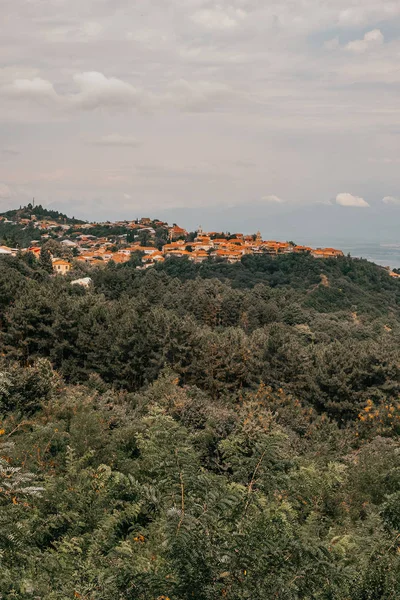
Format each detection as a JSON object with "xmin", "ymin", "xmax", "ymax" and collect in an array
[{"xmin": 1, "ymin": 252, "xmax": 400, "ymax": 598}]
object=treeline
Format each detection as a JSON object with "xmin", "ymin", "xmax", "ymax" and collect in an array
[
  {"xmin": 1, "ymin": 253, "xmax": 399, "ymax": 423},
  {"xmin": 1, "ymin": 252, "xmax": 400, "ymax": 598}
]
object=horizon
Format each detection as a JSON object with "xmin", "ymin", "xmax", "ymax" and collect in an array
[
  {"xmin": 3, "ymin": 201, "xmax": 400, "ymax": 268},
  {"xmin": 2, "ymin": 197, "xmax": 400, "ymax": 243}
]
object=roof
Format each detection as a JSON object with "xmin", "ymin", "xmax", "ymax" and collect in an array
[
  {"xmin": 71, "ymin": 277, "xmax": 92, "ymax": 286},
  {"xmin": 52, "ymin": 259, "xmax": 71, "ymax": 266}
]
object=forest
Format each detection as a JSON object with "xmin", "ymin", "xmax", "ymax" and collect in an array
[{"xmin": 1, "ymin": 251, "xmax": 400, "ymax": 599}]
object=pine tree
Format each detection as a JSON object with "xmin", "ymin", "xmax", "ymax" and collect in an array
[{"xmin": 39, "ymin": 247, "xmax": 53, "ymax": 273}]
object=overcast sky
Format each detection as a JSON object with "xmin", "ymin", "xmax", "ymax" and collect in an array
[{"xmin": 1, "ymin": 0, "xmax": 400, "ymax": 237}]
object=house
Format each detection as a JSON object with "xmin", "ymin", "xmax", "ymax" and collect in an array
[
  {"xmin": 311, "ymin": 248, "xmax": 343, "ymax": 259},
  {"xmin": 191, "ymin": 240, "xmax": 213, "ymax": 251},
  {"xmin": 71, "ymin": 277, "xmax": 92, "ymax": 287},
  {"xmin": 130, "ymin": 246, "xmax": 159, "ymax": 256},
  {"xmin": 162, "ymin": 241, "xmax": 187, "ymax": 255},
  {"xmin": 109, "ymin": 253, "xmax": 130, "ymax": 264},
  {"xmin": 293, "ymin": 245, "xmax": 313, "ymax": 254},
  {"xmin": 26, "ymin": 246, "xmax": 41, "ymax": 259},
  {"xmin": 164, "ymin": 248, "xmax": 191, "ymax": 258},
  {"xmin": 142, "ymin": 252, "xmax": 164, "ymax": 265},
  {"xmin": 212, "ymin": 249, "xmax": 242, "ymax": 263},
  {"xmin": 0, "ymin": 246, "xmax": 16, "ymax": 256},
  {"xmin": 169, "ymin": 225, "xmax": 188, "ymax": 240},
  {"xmin": 189, "ymin": 250, "xmax": 209, "ymax": 263},
  {"xmin": 52, "ymin": 259, "xmax": 71, "ymax": 274}
]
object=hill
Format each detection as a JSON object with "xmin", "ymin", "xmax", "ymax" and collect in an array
[
  {"xmin": 0, "ymin": 202, "xmax": 86, "ymax": 224},
  {"xmin": 1, "ymin": 233, "xmax": 400, "ymax": 598}
]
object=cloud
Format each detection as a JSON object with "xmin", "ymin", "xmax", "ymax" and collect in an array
[
  {"xmin": 5, "ymin": 77, "xmax": 58, "ymax": 101},
  {"xmin": 382, "ymin": 196, "xmax": 400, "ymax": 206},
  {"xmin": 123, "ymin": 193, "xmax": 132, "ymax": 200},
  {"xmin": 71, "ymin": 71, "xmax": 150, "ymax": 110},
  {"xmin": 3, "ymin": 72, "xmax": 230, "ymax": 114},
  {"xmin": 262, "ymin": 194, "xmax": 285, "ymax": 203},
  {"xmin": 336, "ymin": 193, "xmax": 369, "ymax": 207},
  {"xmin": 91, "ymin": 134, "xmax": 141, "ymax": 147},
  {"xmin": 0, "ymin": 183, "xmax": 12, "ymax": 199},
  {"xmin": 338, "ymin": 5, "xmax": 400, "ymax": 26},
  {"xmin": 2, "ymin": 0, "xmax": 400, "ymax": 222},
  {"xmin": 346, "ymin": 29, "xmax": 384, "ymax": 53},
  {"xmin": 191, "ymin": 7, "xmax": 246, "ymax": 30}
]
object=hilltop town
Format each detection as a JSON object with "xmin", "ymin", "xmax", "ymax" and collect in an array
[{"xmin": 0, "ymin": 204, "xmax": 347, "ymax": 274}]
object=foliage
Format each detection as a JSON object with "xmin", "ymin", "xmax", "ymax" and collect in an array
[{"xmin": 0, "ymin": 251, "xmax": 399, "ymax": 597}]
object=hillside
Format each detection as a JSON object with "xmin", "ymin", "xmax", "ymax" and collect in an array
[
  {"xmin": 1, "ymin": 240, "xmax": 400, "ymax": 598},
  {"xmin": 0, "ymin": 203, "xmax": 86, "ymax": 224}
]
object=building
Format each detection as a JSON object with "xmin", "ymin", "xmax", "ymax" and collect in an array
[
  {"xmin": 169, "ymin": 225, "xmax": 188, "ymax": 240},
  {"xmin": 71, "ymin": 277, "xmax": 92, "ymax": 287},
  {"xmin": 0, "ymin": 246, "xmax": 17, "ymax": 256},
  {"xmin": 311, "ymin": 248, "xmax": 344, "ymax": 259},
  {"xmin": 52, "ymin": 259, "xmax": 71, "ymax": 275}
]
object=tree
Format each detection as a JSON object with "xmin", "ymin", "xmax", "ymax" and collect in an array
[
  {"xmin": 138, "ymin": 229, "xmax": 152, "ymax": 247},
  {"xmin": 39, "ymin": 247, "xmax": 53, "ymax": 273}
]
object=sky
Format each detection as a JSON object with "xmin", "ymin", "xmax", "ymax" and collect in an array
[{"xmin": 1, "ymin": 0, "xmax": 400, "ymax": 240}]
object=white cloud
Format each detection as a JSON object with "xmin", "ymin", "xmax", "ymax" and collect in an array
[
  {"xmin": 336, "ymin": 193, "xmax": 369, "ymax": 207},
  {"xmin": 5, "ymin": 77, "xmax": 58, "ymax": 101},
  {"xmin": 191, "ymin": 7, "xmax": 246, "ymax": 30},
  {"xmin": 92, "ymin": 134, "xmax": 141, "ymax": 147},
  {"xmin": 123, "ymin": 193, "xmax": 132, "ymax": 200},
  {"xmin": 71, "ymin": 71, "xmax": 150, "ymax": 110},
  {"xmin": 3, "ymin": 72, "xmax": 230, "ymax": 114},
  {"xmin": 382, "ymin": 196, "xmax": 400, "ymax": 205},
  {"xmin": 346, "ymin": 29, "xmax": 384, "ymax": 53},
  {"xmin": 338, "ymin": 5, "xmax": 400, "ymax": 26},
  {"xmin": 262, "ymin": 194, "xmax": 284, "ymax": 203},
  {"xmin": 0, "ymin": 183, "xmax": 12, "ymax": 199}
]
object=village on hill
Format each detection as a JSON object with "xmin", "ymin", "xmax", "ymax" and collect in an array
[{"xmin": 0, "ymin": 208, "xmax": 349, "ymax": 275}]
